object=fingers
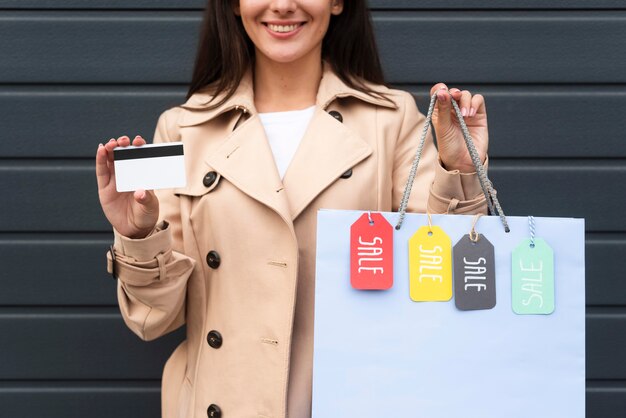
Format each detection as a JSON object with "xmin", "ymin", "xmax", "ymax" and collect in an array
[
  {"xmin": 133, "ymin": 189, "xmax": 160, "ymax": 231},
  {"xmin": 459, "ymin": 90, "xmax": 472, "ymax": 117},
  {"xmin": 97, "ymin": 137, "xmax": 120, "ymax": 188},
  {"xmin": 430, "ymin": 82, "xmax": 448, "ymax": 98},
  {"xmin": 431, "ymin": 83, "xmax": 452, "ymax": 106},
  {"xmin": 104, "ymin": 135, "xmax": 146, "ymax": 161},
  {"xmin": 470, "ymin": 94, "xmax": 485, "ymax": 117},
  {"xmin": 95, "ymin": 143, "xmax": 111, "ymax": 189},
  {"xmin": 97, "ymin": 135, "xmax": 146, "ymax": 190},
  {"xmin": 133, "ymin": 188, "xmax": 156, "ymax": 207},
  {"xmin": 104, "ymin": 135, "xmax": 144, "ymax": 151},
  {"xmin": 117, "ymin": 135, "xmax": 131, "ymax": 147},
  {"xmin": 431, "ymin": 83, "xmax": 453, "ymax": 127},
  {"xmin": 134, "ymin": 189, "xmax": 149, "ymax": 204},
  {"xmin": 132, "ymin": 135, "xmax": 147, "ymax": 146},
  {"xmin": 432, "ymin": 84, "xmax": 485, "ymax": 119}
]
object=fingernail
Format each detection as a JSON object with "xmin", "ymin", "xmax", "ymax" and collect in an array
[
  {"xmin": 461, "ymin": 108, "xmax": 468, "ymax": 117},
  {"xmin": 470, "ymin": 108, "xmax": 476, "ymax": 117},
  {"xmin": 98, "ymin": 143, "xmax": 103, "ymax": 148},
  {"xmin": 109, "ymin": 138, "xmax": 115, "ymax": 142}
]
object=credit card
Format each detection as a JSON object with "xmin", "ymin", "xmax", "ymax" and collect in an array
[{"xmin": 113, "ymin": 142, "xmax": 186, "ymax": 192}]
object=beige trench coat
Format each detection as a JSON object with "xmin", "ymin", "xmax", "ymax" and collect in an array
[{"xmin": 107, "ymin": 61, "xmax": 488, "ymax": 418}]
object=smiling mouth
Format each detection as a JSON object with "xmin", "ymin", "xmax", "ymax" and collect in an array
[{"xmin": 263, "ymin": 22, "xmax": 305, "ymax": 33}]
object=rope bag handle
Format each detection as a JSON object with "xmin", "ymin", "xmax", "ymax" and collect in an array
[{"xmin": 394, "ymin": 91, "xmax": 510, "ymax": 233}]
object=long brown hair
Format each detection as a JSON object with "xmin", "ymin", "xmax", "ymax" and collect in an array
[{"xmin": 186, "ymin": 0, "xmax": 390, "ymax": 107}]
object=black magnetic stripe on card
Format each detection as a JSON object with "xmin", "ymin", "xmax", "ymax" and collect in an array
[{"xmin": 114, "ymin": 144, "xmax": 184, "ymax": 161}]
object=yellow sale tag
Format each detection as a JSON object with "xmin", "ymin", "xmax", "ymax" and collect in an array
[{"xmin": 408, "ymin": 225, "xmax": 453, "ymax": 302}]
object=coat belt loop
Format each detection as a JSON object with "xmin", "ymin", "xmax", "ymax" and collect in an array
[
  {"xmin": 156, "ymin": 253, "xmax": 167, "ymax": 281},
  {"xmin": 447, "ymin": 198, "xmax": 460, "ymax": 214}
]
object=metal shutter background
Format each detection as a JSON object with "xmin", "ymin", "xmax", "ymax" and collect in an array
[{"xmin": 0, "ymin": 1, "xmax": 624, "ymax": 416}]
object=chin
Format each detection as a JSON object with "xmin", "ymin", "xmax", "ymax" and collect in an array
[
  {"xmin": 259, "ymin": 50, "xmax": 314, "ymax": 65},
  {"xmin": 259, "ymin": 42, "xmax": 318, "ymax": 61}
]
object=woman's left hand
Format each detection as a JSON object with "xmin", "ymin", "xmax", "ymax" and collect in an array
[{"xmin": 430, "ymin": 83, "xmax": 489, "ymax": 173}]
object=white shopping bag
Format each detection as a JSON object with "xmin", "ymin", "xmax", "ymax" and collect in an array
[{"xmin": 313, "ymin": 210, "xmax": 585, "ymax": 418}]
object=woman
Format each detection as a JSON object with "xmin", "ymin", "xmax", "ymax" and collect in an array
[{"xmin": 96, "ymin": 1, "xmax": 489, "ymax": 417}]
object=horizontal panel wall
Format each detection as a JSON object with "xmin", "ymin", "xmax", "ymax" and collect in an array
[
  {"xmin": 376, "ymin": 12, "xmax": 626, "ymax": 84},
  {"xmin": 1, "ymin": 3, "xmax": 623, "ymax": 417},
  {"xmin": 410, "ymin": 87, "xmax": 626, "ymax": 159},
  {"xmin": 0, "ymin": 87, "xmax": 184, "ymax": 158},
  {"xmin": 2, "ymin": 234, "xmax": 622, "ymax": 306},
  {"xmin": 0, "ymin": 311, "xmax": 184, "ymax": 379},
  {"xmin": 2, "ymin": 86, "xmax": 625, "ymax": 158},
  {"xmin": 0, "ymin": 311, "xmax": 620, "ymax": 379},
  {"xmin": 0, "ymin": 12, "xmax": 199, "ymax": 83},
  {"xmin": 0, "ymin": 382, "xmax": 160, "ymax": 418},
  {"xmin": 0, "ymin": 235, "xmax": 115, "ymax": 305},
  {"xmin": 0, "ymin": 164, "xmax": 621, "ymax": 231},
  {"xmin": 586, "ymin": 236, "xmax": 626, "ymax": 306},
  {"xmin": 587, "ymin": 383, "xmax": 626, "ymax": 418},
  {"xmin": 0, "ymin": 12, "xmax": 625, "ymax": 83},
  {"xmin": 587, "ymin": 312, "xmax": 626, "ymax": 379},
  {"xmin": 0, "ymin": 384, "xmax": 621, "ymax": 418},
  {"xmin": 2, "ymin": 0, "xmax": 626, "ymax": 9}
]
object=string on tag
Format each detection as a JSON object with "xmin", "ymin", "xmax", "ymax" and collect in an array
[
  {"xmin": 395, "ymin": 90, "xmax": 509, "ymax": 233},
  {"xmin": 528, "ymin": 216, "xmax": 536, "ymax": 248},
  {"xmin": 367, "ymin": 211, "xmax": 374, "ymax": 225},
  {"xmin": 512, "ymin": 216, "xmax": 554, "ymax": 314},
  {"xmin": 469, "ymin": 213, "xmax": 484, "ymax": 242},
  {"xmin": 453, "ymin": 216, "xmax": 496, "ymax": 310},
  {"xmin": 427, "ymin": 212, "xmax": 433, "ymax": 234}
]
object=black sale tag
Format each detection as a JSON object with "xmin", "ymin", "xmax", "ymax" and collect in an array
[{"xmin": 453, "ymin": 234, "xmax": 496, "ymax": 311}]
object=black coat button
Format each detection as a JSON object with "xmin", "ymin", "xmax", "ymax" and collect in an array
[
  {"xmin": 328, "ymin": 110, "xmax": 343, "ymax": 123},
  {"xmin": 340, "ymin": 168, "xmax": 353, "ymax": 179},
  {"xmin": 203, "ymin": 171, "xmax": 218, "ymax": 188},
  {"xmin": 206, "ymin": 250, "xmax": 221, "ymax": 269},
  {"xmin": 207, "ymin": 404, "xmax": 222, "ymax": 418},
  {"xmin": 207, "ymin": 330, "xmax": 223, "ymax": 349}
]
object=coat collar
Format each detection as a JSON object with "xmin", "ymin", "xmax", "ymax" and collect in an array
[
  {"xmin": 203, "ymin": 105, "xmax": 375, "ymax": 223},
  {"xmin": 314, "ymin": 61, "xmax": 398, "ymax": 111},
  {"xmin": 182, "ymin": 60, "xmax": 398, "ymax": 223},
  {"xmin": 179, "ymin": 60, "xmax": 397, "ymax": 127}
]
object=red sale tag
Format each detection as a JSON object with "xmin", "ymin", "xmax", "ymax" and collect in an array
[{"xmin": 350, "ymin": 212, "xmax": 393, "ymax": 290}]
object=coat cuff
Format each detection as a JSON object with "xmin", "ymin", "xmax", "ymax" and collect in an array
[
  {"xmin": 106, "ymin": 221, "xmax": 174, "ymax": 284},
  {"xmin": 428, "ymin": 156, "xmax": 490, "ymax": 214},
  {"xmin": 112, "ymin": 221, "xmax": 171, "ymax": 261}
]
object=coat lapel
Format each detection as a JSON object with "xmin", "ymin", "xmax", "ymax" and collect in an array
[
  {"xmin": 204, "ymin": 115, "xmax": 293, "ymax": 226},
  {"xmin": 281, "ymin": 108, "xmax": 372, "ymax": 220},
  {"xmin": 281, "ymin": 61, "xmax": 397, "ymax": 220}
]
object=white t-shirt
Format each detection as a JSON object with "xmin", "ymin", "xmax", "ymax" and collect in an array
[{"xmin": 258, "ymin": 105, "xmax": 316, "ymax": 179}]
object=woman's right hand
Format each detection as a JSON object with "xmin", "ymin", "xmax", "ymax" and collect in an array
[{"xmin": 96, "ymin": 135, "xmax": 160, "ymax": 239}]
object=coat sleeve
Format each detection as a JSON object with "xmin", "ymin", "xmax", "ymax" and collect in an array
[
  {"xmin": 392, "ymin": 91, "xmax": 489, "ymax": 215},
  {"xmin": 106, "ymin": 107, "xmax": 196, "ymax": 341}
]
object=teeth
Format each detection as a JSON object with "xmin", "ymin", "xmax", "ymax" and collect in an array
[{"xmin": 268, "ymin": 23, "xmax": 300, "ymax": 33}]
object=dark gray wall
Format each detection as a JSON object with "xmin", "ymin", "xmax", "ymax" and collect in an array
[{"xmin": 0, "ymin": 1, "xmax": 623, "ymax": 417}]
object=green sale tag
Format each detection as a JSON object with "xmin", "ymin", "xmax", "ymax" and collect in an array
[{"xmin": 511, "ymin": 238, "xmax": 555, "ymax": 315}]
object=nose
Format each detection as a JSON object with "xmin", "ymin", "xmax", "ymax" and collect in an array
[{"xmin": 269, "ymin": 0, "xmax": 297, "ymax": 14}]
